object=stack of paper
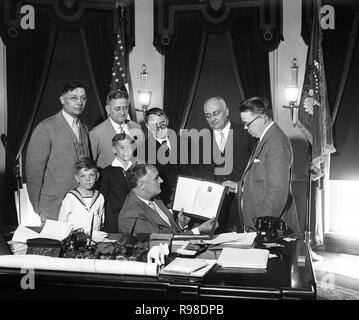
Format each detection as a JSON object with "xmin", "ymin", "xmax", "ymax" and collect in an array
[
  {"xmin": 217, "ymin": 248, "xmax": 269, "ymax": 269},
  {"xmin": 39, "ymin": 220, "xmax": 73, "ymax": 241},
  {"xmin": 205, "ymin": 232, "xmax": 257, "ymax": 249},
  {"xmin": 161, "ymin": 258, "xmax": 216, "ymax": 277},
  {"xmin": 7, "ymin": 241, "xmax": 28, "ymax": 255},
  {"xmin": 11, "ymin": 220, "xmax": 74, "ymax": 243}
]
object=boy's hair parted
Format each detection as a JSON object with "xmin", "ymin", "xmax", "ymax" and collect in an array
[{"xmin": 75, "ymin": 157, "xmax": 98, "ymax": 173}]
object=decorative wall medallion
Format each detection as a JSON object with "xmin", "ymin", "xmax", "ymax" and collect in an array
[
  {"xmin": 209, "ymin": 0, "xmax": 223, "ymax": 11},
  {"xmin": 63, "ymin": 0, "xmax": 76, "ymax": 9}
]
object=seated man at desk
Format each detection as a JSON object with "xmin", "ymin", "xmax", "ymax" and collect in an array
[{"xmin": 118, "ymin": 163, "xmax": 217, "ymax": 235}]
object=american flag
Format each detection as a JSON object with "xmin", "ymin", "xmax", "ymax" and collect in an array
[
  {"xmin": 297, "ymin": 0, "xmax": 335, "ymax": 181},
  {"xmin": 110, "ymin": 24, "xmax": 128, "ymax": 92}
]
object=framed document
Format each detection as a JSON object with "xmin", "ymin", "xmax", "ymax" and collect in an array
[{"xmin": 172, "ymin": 176, "xmax": 228, "ymax": 235}]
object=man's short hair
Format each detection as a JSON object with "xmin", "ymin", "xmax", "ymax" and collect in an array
[
  {"xmin": 238, "ymin": 96, "xmax": 273, "ymax": 119},
  {"xmin": 112, "ymin": 132, "xmax": 134, "ymax": 147},
  {"xmin": 75, "ymin": 157, "xmax": 98, "ymax": 173},
  {"xmin": 60, "ymin": 81, "xmax": 86, "ymax": 96},
  {"xmin": 126, "ymin": 163, "xmax": 156, "ymax": 189},
  {"xmin": 144, "ymin": 107, "xmax": 168, "ymax": 124},
  {"xmin": 203, "ymin": 97, "xmax": 227, "ymax": 109},
  {"xmin": 106, "ymin": 90, "xmax": 129, "ymax": 105}
]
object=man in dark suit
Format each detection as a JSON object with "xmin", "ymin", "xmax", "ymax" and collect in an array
[
  {"xmin": 190, "ymin": 97, "xmax": 253, "ymax": 232},
  {"xmin": 223, "ymin": 96, "xmax": 300, "ymax": 234},
  {"xmin": 137, "ymin": 108, "xmax": 185, "ymax": 207},
  {"xmin": 90, "ymin": 90, "xmax": 142, "ymax": 169},
  {"xmin": 26, "ymin": 82, "xmax": 91, "ymax": 223},
  {"xmin": 118, "ymin": 163, "xmax": 216, "ymax": 234}
]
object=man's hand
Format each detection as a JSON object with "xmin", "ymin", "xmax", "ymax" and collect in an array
[
  {"xmin": 147, "ymin": 243, "xmax": 169, "ymax": 265},
  {"xmin": 177, "ymin": 208, "xmax": 191, "ymax": 228},
  {"xmin": 197, "ymin": 217, "xmax": 219, "ymax": 234},
  {"xmin": 222, "ymin": 180, "xmax": 238, "ymax": 193}
]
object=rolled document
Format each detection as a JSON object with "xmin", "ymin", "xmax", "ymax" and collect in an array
[{"xmin": 0, "ymin": 255, "xmax": 159, "ymax": 277}]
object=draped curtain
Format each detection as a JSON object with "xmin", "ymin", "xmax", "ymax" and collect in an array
[
  {"xmin": 229, "ymin": 16, "xmax": 272, "ymax": 101},
  {"xmin": 301, "ymin": 0, "xmax": 359, "ymax": 245},
  {"xmin": 163, "ymin": 19, "xmax": 208, "ymax": 133},
  {"xmin": 0, "ymin": 10, "xmax": 57, "ymax": 225},
  {"xmin": 81, "ymin": 12, "xmax": 116, "ymax": 120},
  {"xmin": 0, "ymin": 3, "xmax": 132, "ymax": 226}
]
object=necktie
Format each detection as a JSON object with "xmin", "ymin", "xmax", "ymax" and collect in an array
[
  {"xmin": 72, "ymin": 119, "xmax": 80, "ymax": 141},
  {"xmin": 118, "ymin": 124, "xmax": 124, "ymax": 134},
  {"xmin": 219, "ymin": 131, "xmax": 225, "ymax": 153},
  {"xmin": 149, "ymin": 201, "xmax": 171, "ymax": 227}
]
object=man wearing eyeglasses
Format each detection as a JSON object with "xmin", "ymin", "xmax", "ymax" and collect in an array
[
  {"xmin": 222, "ymin": 96, "xmax": 300, "ymax": 234},
  {"xmin": 26, "ymin": 82, "xmax": 91, "ymax": 223},
  {"xmin": 138, "ymin": 108, "xmax": 183, "ymax": 207},
  {"xmin": 89, "ymin": 90, "xmax": 141, "ymax": 168}
]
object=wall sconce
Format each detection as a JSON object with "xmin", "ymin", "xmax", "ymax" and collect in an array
[
  {"xmin": 135, "ymin": 64, "xmax": 152, "ymax": 118},
  {"xmin": 283, "ymin": 58, "xmax": 299, "ymax": 127}
]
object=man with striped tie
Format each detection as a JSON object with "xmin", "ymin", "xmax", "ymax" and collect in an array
[{"xmin": 118, "ymin": 163, "xmax": 217, "ymax": 235}]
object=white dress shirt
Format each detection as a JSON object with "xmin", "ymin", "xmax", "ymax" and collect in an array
[{"xmin": 213, "ymin": 121, "xmax": 231, "ymax": 152}]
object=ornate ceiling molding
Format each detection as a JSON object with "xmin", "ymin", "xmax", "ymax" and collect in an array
[
  {"xmin": 2, "ymin": 0, "xmax": 133, "ymax": 42},
  {"xmin": 154, "ymin": 0, "xmax": 282, "ymax": 54}
]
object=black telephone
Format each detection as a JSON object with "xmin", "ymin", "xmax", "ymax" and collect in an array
[{"xmin": 253, "ymin": 216, "xmax": 287, "ymax": 243}]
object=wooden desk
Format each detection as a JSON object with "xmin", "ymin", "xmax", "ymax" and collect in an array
[{"xmin": 0, "ymin": 235, "xmax": 315, "ymax": 300}]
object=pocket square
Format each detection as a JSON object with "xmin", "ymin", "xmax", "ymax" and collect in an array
[{"xmin": 254, "ymin": 159, "xmax": 261, "ymax": 163}]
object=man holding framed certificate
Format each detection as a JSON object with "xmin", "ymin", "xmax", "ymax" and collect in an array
[{"xmin": 118, "ymin": 164, "xmax": 218, "ymax": 235}]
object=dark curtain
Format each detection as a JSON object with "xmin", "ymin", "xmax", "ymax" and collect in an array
[
  {"xmin": 229, "ymin": 16, "xmax": 272, "ymax": 101},
  {"xmin": 163, "ymin": 19, "xmax": 207, "ymax": 133},
  {"xmin": 321, "ymin": 1, "xmax": 359, "ymax": 180},
  {"xmin": 81, "ymin": 12, "xmax": 116, "ymax": 120},
  {"xmin": 0, "ymin": 11, "xmax": 57, "ymax": 225}
]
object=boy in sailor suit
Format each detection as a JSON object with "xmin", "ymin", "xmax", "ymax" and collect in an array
[{"xmin": 58, "ymin": 158, "xmax": 104, "ymax": 234}]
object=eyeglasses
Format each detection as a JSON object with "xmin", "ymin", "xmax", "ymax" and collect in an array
[
  {"xmin": 242, "ymin": 116, "xmax": 260, "ymax": 129},
  {"xmin": 148, "ymin": 123, "xmax": 168, "ymax": 131},
  {"xmin": 64, "ymin": 95, "xmax": 87, "ymax": 103}
]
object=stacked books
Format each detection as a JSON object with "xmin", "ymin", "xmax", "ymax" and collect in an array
[{"xmin": 216, "ymin": 248, "xmax": 269, "ymax": 269}]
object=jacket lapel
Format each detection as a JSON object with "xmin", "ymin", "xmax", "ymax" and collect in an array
[
  {"xmin": 129, "ymin": 192, "xmax": 173, "ymax": 229},
  {"xmin": 154, "ymin": 199, "xmax": 181, "ymax": 232}
]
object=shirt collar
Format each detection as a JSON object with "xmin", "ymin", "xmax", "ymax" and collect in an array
[
  {"xmin": 109, "ymin": 116, "xmax": 127, "ymax": 133},
  {"xmin": 136, "ymin": 195, "xmax": 152, "ymax": 206},
  {"xmin": 62, "ymin": 109, "xmax": 79, "ymax": 127},
  {"xmin": 259, "ymin": 121, "xmax": 274, "ymax": 141},
  {"xmin": 111, "ymin": 158, "xmax": 132, "ymax": 170},
  {"xmin": 213, "ymin": 121, "xmax": 231, "ymax": 138}
]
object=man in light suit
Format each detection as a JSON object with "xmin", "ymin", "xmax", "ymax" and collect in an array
[
  {"xmin": 118, "ymin": 163, "xmax": 216, "ymax": 234},
  {"xmin": 90, "ymin": 90, "xmax": 142, "ymax": 169},
  {"xmin": 223, "ymin": 96, "xmax": 300, "ymax": 234},
  {"xmin": 26, "ymin": 82, "xmax": 91, "ymax": 223}
]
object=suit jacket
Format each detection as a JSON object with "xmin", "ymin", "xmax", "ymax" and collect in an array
[
  {"xmin": 118, "ymin": 190, "xmax": 184, "ymax": 234},
  {"xmin": 190, "ymin": 121, "xmax": 253, "ymax": 183},
  {"xmin": 238, "ymin": 122, "xmax": 299, "ymax": 233},
  {"xmin": 99, "ymin": 165, "xmax": 131, "ymax": 233},
  {"xmin": 89, "ymin": 118, "xmax": 142, "ymax": 168},
  {"xmin": 25, "ymin": 111, "xmax": 90, "ymax": 222}
]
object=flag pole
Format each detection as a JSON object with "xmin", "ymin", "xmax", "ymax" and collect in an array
[{"xmin": 305, "ymin": 143, "xmax": 312, "ymax": 244}]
